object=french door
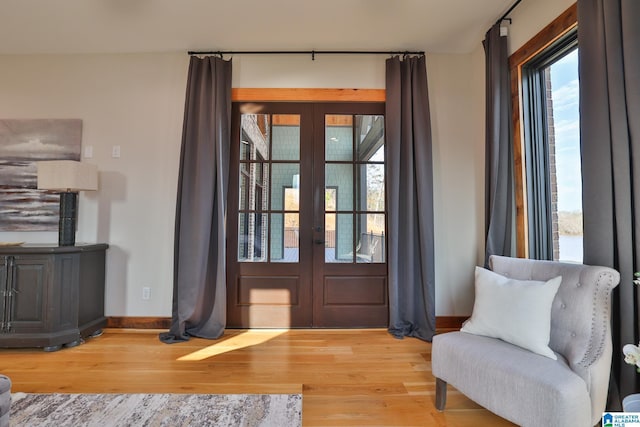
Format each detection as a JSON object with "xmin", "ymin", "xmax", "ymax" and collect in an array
[{"xmin": 227, "ymin": 102, "xmax": 387, "ymax": 328}]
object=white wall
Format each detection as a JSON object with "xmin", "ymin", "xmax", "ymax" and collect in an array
[
  {"xmin": 507, "ymin": 0, "xmax": 575, "ymax": 54},
  {"xmin": 0, "ymin": 53, "xmax": 188, "ymax": 316},
  {"xmin": 233, "ymin": 55, "xmax": 385, "ymax": 88},
  {"xmin": 429, "ymin": 50, "xmax": 486, "ymax": 315}
]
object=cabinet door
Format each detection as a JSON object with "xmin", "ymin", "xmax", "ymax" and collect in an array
[{"xmin": 9, "ymin": 256, "xmax": 51, "ymax": 332}]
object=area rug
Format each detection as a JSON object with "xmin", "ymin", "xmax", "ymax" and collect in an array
[{"xmin": 10, "ymin": 393, "xmax": 302, "ymax": 426}]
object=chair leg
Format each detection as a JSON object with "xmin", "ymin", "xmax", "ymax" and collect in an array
[{"xmin": 435, "ymin": 377, "xmax": 447, "ymax": 411}]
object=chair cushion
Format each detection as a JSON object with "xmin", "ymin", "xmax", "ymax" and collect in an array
[
  {"xmin": 432, "ymin": 331, "xmax": 591, "ymax": 427},
  {"xmin": 461, "ymin": 266, "xmax": 561, "ymax": 359},
  {"xmin": 0, "ymin": 374, "xmax": 10, "ymax": 423},
  {"xmin": 0, "ymin": 376, "xmax": 9, "ymax": 395}
]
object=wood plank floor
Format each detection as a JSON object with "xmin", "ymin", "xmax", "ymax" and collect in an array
[{"xmin": 1, "ymin": 329, "xmax": 516, "ymax": 426}]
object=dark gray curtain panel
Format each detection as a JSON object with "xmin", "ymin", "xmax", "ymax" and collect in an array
[
  {"xmin": 483, "ymin": 23, "xmax": 514, "ymax": 267},
  {"xmin": 160, "ymin": 56, "xmax": 232, "ymax": 343},
  {"xmin": 385, "ymin": 55, "xmax": 436, "ymax": 341},
  {"xmin": 578, "ymin": 0, "xmax": 640, "ymax": 409}
]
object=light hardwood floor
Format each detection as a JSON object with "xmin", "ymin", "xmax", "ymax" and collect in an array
[{"xmin": 1, "ymin": 329, "xmax": 516, "ymax": 426}]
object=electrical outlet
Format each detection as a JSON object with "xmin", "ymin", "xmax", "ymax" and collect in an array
[{"xmin": 142, "ymin": 287, "xmax": 151, "ymax": 300}]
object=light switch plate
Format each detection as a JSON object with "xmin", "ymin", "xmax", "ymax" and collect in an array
[
  {"xmin": 84, "ymin": 146, "xmax": 93, "ymax": 158},
  {"xmin": 112, "ymin": 145, "xmax": 121, "ymax": 158}
]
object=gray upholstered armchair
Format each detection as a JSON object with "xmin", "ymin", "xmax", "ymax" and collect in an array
[
  {"xmin": 432, "ymin": 255, "xmax": 620, "ymax": 427},
  {"xmin": 0, "ymin": 375, "xmax": 10, "ymax": 427}
]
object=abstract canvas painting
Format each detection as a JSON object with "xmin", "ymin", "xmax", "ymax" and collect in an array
[{"xmin": 0, "ymin": 119, "xmax": 82, "ymax": 231}]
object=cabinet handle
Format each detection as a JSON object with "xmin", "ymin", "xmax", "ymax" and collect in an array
[
  {"xmin": 1, "ymin": 258, "xmax": 7, "ymax": 332},
  {"xmin": 5, "ymin": 290, "xmax": 15, "ymax": 332}
]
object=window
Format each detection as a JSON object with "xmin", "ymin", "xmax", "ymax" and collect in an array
[{"xmin": 511, "ymin": 5, "xmax": 580, "ymax": 262}]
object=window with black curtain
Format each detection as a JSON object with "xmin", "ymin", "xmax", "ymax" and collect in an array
[{"xmin": 521, "ymin": 28, "xmax": 582, "ymax": 262}]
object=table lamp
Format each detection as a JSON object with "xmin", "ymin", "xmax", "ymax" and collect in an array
[{"xmin": 37, "ymin": 160, "xmax": 98, "ymax": 246}]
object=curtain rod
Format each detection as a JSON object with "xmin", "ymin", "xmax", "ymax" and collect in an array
[
  {"xmin": 495, "ymin": 0, "xmax": 522, "ymax": 25},
  {"xmin": 187, "ymin": 50, "xmax": 425, "ymax": 60}
]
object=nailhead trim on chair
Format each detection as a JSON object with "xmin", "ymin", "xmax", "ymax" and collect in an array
[{"xmin": 579, "ymin": 271, "xmax": 615, "ymax": 368}]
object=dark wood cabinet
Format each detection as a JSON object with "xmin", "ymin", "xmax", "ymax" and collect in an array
[{"xmin": 0, "ymin": 244, "xmax": 108, "ymax": 351}]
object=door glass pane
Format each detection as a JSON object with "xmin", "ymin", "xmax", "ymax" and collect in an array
[
  {"xmin": 326, "ymin": 115, "xmax": 353, "ymax": 161},
  {"xmin": 284, "ymin": 187, "xmax": 299, "ymax": 211},
  {"xmin": 356, "ymin": 214, "xmax": 385, "ymax": 263},
  {"xmin": 240, "ymin": 114, "xmax": 270, "ymax": 160},
  {"xmin": 271, "ymin": 164, "xmax": 300, "ymax": 210},
  {"xmin": 239, "ymin": 173, "xmax": 248, "ymax": 211},
  {"xmin": 356, "ymin": 164, "xmax": 385, "ymax": 211},
  {"xmin": 325, "ymin": 213, "xmax": 336, "ymax": 260},
  {"xmin": 356, "ymin": 115, "xmax": 385, "ymax": 161},
  {"xmin": 277, "ymin": 213, "xmax": 299, "ymax": 263},
  {"xmin": 325, "ymin": 164, "xmax": 353, "ymax": 210},
  {"xmin": 272, "ymin": 115, "xmax": 300, "ymax": 160},
  {"xmin": 239, "ymin": 163, "xmax": 268, "ymax": 211},
  {"xmin": 270, "ymin": 213, "xmax": 299, "ymax": 263},
  {"xmin": 270, "ymin": 213, "xmax": 284, "ymax": 261},
  {"xmin": 325, "ymin": 188, "xmax": 337, "ymax": 211},
  {"xmin": 238, "ymin": 213, "xmax": 267, "ymax": 262},
  {"xmin": 326, "ymin": 213, "xmax": 353, "ymax": 263}
]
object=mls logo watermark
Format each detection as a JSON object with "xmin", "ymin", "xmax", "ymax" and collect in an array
[{"xmin": 603, "ymin": 412, "xmax": 640, "ymax": 427}]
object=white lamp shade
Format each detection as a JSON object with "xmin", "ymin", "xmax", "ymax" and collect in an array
[{"xmin": 37, "ymin": 160, "xmax": 98, "ymax": 192}]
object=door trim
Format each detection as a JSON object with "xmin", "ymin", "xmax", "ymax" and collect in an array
[{"xmin": 232, "ymin": 88, "xmax": 385, "ymax": 102}]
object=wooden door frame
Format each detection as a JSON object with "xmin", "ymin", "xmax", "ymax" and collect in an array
[{"xmin": 232, "ymin": 88, "xmax": 385, "ymax": 103}]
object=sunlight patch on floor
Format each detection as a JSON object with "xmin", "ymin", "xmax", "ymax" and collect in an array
[{"xmin": 177, "ymin": 329, "xmax": 288, "ymax": 361}]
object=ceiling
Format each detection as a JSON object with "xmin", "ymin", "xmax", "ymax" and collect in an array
[{"xmin": 0, "ymin": 0, "xmax": 515, "ymax": 55}]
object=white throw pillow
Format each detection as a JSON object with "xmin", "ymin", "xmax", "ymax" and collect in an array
[{"xmin": 461, "ymin": 266, "xmax": 562, "ymax": 360}]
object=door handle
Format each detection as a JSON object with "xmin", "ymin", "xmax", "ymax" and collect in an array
[{"xmin": 314, "ymin": 239, "xmax": 325, "ymax": 245}]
